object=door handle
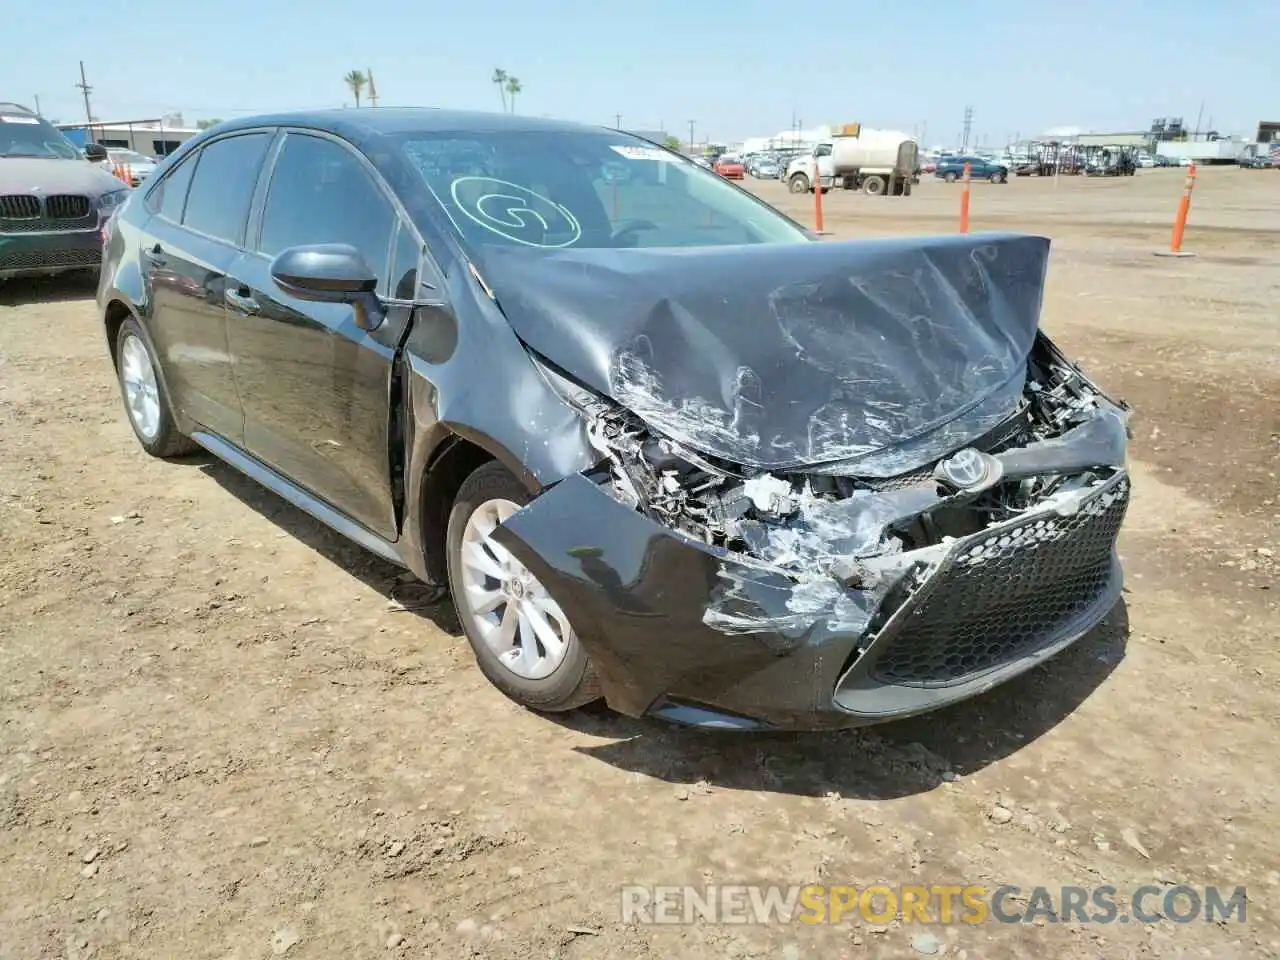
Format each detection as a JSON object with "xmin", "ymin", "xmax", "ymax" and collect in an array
[
  {"xmin": 143, "ymin": 243, "xmax": 166, "ymax": 266},
  {"xmin": 224, "ymin": 285, "xmax": 260, "ymax": 315}
]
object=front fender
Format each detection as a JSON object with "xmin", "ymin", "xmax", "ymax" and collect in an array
[{"xmin": 398, "ymin": 259, "xmax": 597, "ymax": 581}]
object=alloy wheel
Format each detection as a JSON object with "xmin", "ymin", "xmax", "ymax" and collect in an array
[
  {"xmin": 120, "ymin": 333, "xmax": 161, "ymax": 441},
  {"xmin": 459, "ymin": 498, "xmax": 575, "ymax": 681}
]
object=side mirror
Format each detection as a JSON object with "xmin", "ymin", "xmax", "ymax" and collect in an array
[
  {"xmin": 84, "ymin": 143, "xmax": 108, "ymax": 162},
  {"xmin": 270, "ymin": 244, "xmax": 384, "ymax": 331}
]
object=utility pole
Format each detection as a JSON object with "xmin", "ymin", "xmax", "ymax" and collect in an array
[
  {"xmin": 920, "ymin": 120, "xmax": 927, "ymax": 147},
  {"xmin": 76, "ymin": 60, "xmax": 94, "ymax": 122},
  {"xmin": 614, "ymin": 113, "xmax": 622, "ymax": 130},
  {"xmin": 688, "ymin": 119, "xmax": 695, "ymax": 152},
  {"xmin": 34, "ymin": 94, "xmax": 42, "ymax": 116},
  {"xmin": 961, "ymin": 105, "xmax": 973, "ymax": 152}
]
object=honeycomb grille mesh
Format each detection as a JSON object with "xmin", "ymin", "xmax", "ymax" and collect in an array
[
  {"xmin": 0, "ymin": 248, "xmax": 101, "ymax": 270},
  {"xmin": 871, "ymin": 478, "xmax": 1129, "ymax": 686}
]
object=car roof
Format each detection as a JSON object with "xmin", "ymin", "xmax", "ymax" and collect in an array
[
  {"xmin": 0, "ymin": 102, "xmax": 38, "ymax": 116},
  {"xmin": 212, "ymin": 107, "xmax": 613, "ymax": 142}
]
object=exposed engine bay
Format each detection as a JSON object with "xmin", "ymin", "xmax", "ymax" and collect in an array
[
  {"xmin": 579, "ymin": 335, "xmax": 1123, "ymax": 568},
  {"xmin": 553, "ymin": 333, "xmax": 1130, "ymax": 639}
]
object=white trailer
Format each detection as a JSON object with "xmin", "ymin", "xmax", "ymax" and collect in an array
[{"xmin": 785, "ymin": 124, "xmax": 920, "ymax": 196}]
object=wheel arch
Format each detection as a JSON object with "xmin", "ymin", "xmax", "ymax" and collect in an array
[
  {"xmin": 407, "ymin": 424, "xmax": 554, "ymax": 587},
  {"xmin": 103, "ymin": 298, "xmax": 134, "ymax": 366}
]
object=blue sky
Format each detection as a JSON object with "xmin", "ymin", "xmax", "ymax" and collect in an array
[{"xmin": 8, "ymin": 0, "xmax": 1275, "ymax": 145}]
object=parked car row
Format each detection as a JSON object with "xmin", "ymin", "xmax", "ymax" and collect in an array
[
  {"xmin": 96, "ymin": 148, "xmax": 161, "ymax": 186},
  {"xmin": 1238, "ymin": 153, "xmax": 1275, "ymax": 169}
]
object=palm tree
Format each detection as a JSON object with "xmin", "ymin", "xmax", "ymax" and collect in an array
[
  {"xmin": 505, "ymin": 76, "xmax": 522, "ymax": 114},
  {"xmin": 491, "ymin": 68, "xmax": 508, "ymax": 113},
  {"xmin": 343, "ymin": 69, "xmax": 367, "ymax": 108}
]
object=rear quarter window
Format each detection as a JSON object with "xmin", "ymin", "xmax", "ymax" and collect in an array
[
  {"xmin": 146, "ymin": 152, "xmax": 199, "ymax": 222},
  {"xmin": 180, "ymin": 133, "xmax": 272, "ymax": 245}
]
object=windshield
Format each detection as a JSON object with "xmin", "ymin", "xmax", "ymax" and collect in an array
[
  {"xmin": 0, "ymin": 112, "xmax": 81, "ymax": 159},
  {"xmin": 396, "ymin": 129, "xmax": 809, "ymax": 250}
]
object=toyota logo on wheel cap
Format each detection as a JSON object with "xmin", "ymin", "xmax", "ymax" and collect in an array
[{"xmin": 933, "ymin": 448, "xmax": 1003, "ymax": 491}]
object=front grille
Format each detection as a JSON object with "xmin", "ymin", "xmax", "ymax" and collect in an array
[
  {"xmin": 0, "ymin": 195, "xmax": 40, "ymax": 219},
  {"xmin": 0, "ymin": 195, "xmax": 97, "ymax": 234},
  {"xmin": 45, "ymin": 195, "xmax": 92, "ymax": 219},
  {"xmin": 870, "ymin": 477, "xmax": 1129, "ymax": 686},
  {"xmin": 0, "ymin": 215, "xmax": 98, "ymax": 233},
  {"xmin": 0, "ymin": 247, "xmax": 102, "ymax": 270}
]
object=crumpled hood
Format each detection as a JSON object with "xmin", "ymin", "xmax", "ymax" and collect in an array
[
  {"xmin": 477, "ymin": 232, "xmax": 1051, "ymax": 472},
  {"xmin": 0, "ymin": 157, "xmax": 127, "ymax": 195}
]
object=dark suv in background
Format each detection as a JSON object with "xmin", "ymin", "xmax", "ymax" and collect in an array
[{"xmin": 0, "ymin": 103, "xmax": 130, "ymax": 282}]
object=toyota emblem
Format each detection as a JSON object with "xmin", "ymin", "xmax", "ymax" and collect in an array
[{"xmin": 933, "ymin": 448, "xmax": 1002, "ymax": 491}]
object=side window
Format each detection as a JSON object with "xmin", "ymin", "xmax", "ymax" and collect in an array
[
  {"xmin": 389, "ymin": 223, "xmax": 420, "ymax": 300},
  {"xmin": 181, "ymin": 133, "xmax": 271, "ymax": 244},
  {"xmin": 258, "ymin": 133, "xmax": 395, "ymax": 293},
  {"xmin": 147, "ymin": 152, "xmax": 198, "ymax": 222}
]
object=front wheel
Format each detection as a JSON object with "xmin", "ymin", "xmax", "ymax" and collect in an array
[
  {"xmin": 989, "ymin": 171, "xmax": 1006, "ymax": 184},
  {"xmin": 862, "ymin": 175, "xmax": 886, "ymax": 196},
  {"xmin": 446, "ymin": 461, "xmax": 600, "ymax": 712},
  {"xmin": 114, "ymin": 316, "xmax": 198, "ymax": 458},
  {"xmin": 943, "ymin": 171, "xmax": 959, "ymax": 183},
  {"xmin": 788, "ymin": 173, "xmax": 810, "ymax": 194}
]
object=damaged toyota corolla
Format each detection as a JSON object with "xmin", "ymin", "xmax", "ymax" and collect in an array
[{"xmin": 100, "ymin": 110, "xmax": 1131, "ymax": 731}]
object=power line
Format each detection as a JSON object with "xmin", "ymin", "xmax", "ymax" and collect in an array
[{"xmin": 75, "ymin": 61, "xmax": 94, "ymax": 122}]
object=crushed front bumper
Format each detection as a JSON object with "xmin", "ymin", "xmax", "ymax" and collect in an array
[
  {"xmin": 0, "ymin": 227, "xmax": 103, "ymax": 280},
  {"xmin": 492, "ymin": 464, "xmax": 1130, "ymax": 732}
]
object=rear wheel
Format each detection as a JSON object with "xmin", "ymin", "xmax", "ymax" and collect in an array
[
  {"xmin": 989, "ymin": 170, "xmax": 1006, "ymax": 184},
  {"xmin": 862, "ymin": 175, "xmax": 886, "ymax": 196},
  {"xmin": 114, "ymin": 316, "xmax": 198, "ymax": 458},
  {"xmin": 446, "ymin": 461, "xmax": 600, "ymax": 712},
  {"xmin": 788, "ymin": 173, "xmax": 810, "ymax": 194}
]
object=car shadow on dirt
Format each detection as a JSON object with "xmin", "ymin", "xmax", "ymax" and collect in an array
[
  {"xmin": 198, "ymin": 455, "xmax": 462, "ymax": 636},
  {"xmin": 0, "ymin": 273, "xmax": 100, "ymax": 307},
  {"xmin": 561, "ymin": 602, "xmax": 1129, "ymax": 800},
  {"xmin": 194, "ymin": 446, "xmax": 1128, "ymax": 801}
]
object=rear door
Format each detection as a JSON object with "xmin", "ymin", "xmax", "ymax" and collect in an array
[
  {"xmin": 223, "ymin": 129, "xmax": 418, "ymax": 541},
  {"xmin": 139, "ymin": 131, "xmax": 272, "ymax": 443}
]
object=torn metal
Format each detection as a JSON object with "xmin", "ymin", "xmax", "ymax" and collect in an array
[{"xmin": 538, "ymin": 328, "xmax": 1129, "ymax": 647}]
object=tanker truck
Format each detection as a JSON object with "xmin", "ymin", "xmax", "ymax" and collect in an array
[{"xmin": 785, "ymin": 124, "xmax": 920, "ymax": 196}]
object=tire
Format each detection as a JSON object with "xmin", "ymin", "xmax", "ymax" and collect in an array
[
  {"xmin": 113, "ymin": 316, "xmax": 199, "ymax": 458},
  {"xmin": 446, "ymin": 461, "xmax": 601, "ymax": 712},
  {"xmin": 788, "ymin": 173, "xmax": 810, "ymax": 194},
  {"xmin": 863, "ymin": 175, "xmax": 886, "ymax": 196},
  {"xmin": 989, "ymin": 171, "xmax": 1006, "ymax": 184},
  {"xmin": 943, "ymin": 171, "xmax": 959, "ymax": 183}
]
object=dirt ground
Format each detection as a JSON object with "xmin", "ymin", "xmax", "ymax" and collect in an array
[{"xmin": 1, "ymin": 167, "xmax": 1277, "ymax": 960}]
